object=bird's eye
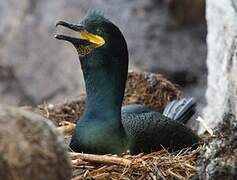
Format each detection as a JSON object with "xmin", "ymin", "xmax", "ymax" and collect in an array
[{"xmin": 96, "ymin": 28, "xmax": 103, "ymax": 36}]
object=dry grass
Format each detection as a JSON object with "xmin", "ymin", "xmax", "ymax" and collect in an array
[
  {"xmin": 54, "ymin": 121, "xmax": 201, "ymax": 180},
  {"xmin": 69, "ymin": 146, "xmax": 201, "ymax": 180}
]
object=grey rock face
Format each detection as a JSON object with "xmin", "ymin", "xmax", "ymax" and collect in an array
[
  {"xmin": 0, "ymin": 0, "xmax": 206, "ymax": 106},
  {"xmin": 202, "ymin": 0, "xmax": 237, "ymax": 133}
]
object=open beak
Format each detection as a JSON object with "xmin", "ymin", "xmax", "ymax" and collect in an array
[{"xmin": 55, "ymin": 21, "xmax": 105, "ymax": 47}]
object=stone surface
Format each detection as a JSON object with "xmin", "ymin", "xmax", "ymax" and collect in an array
[
  {"xmin": 194, "ymin": 114, "xmax": 237, "ymax": 179},
  {"xmin": 0, "ymin": 0, "xmax": 206, "ymax": 108},
  {"xmin": 0, "ymin": 105, "xmax": 71, "ymax": 180},
  {"xmin": 202, "ymin": 0, "xmax": 237, "ymax": 133}
]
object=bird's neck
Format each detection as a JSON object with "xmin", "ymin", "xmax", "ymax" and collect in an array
[{"xmin": 81, "ymin": 58, "xmax": 128, "ymax": 122}]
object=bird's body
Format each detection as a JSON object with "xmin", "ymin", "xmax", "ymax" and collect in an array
[
  {"xmin": 56, "ymin": 11, "xmax": 199, "ymax": 154},
  {"xmin": 122, "ymin": 110, "xmax": 198, "ymax": 154}
]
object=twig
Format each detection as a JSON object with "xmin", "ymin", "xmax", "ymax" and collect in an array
[
  {"xmin": 69, "ymin": 152, "xmax": 132, "ymax": 167},
  {"xmin": 196, "ymin": 116, "xmax": 214, "ymax": 136},
  {"xmin": 184, "ymin": 163, "xmax": 197, "ymax": 171},
  {"xmin": 167, "ymin": 169, "xmax": 185, "ymax": 180}
]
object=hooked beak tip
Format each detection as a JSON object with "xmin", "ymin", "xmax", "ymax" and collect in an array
[
  {"xmin": 54, "ymin": 34, "xmax": 63, "ymax": 40},
  {"xmin": 55, "ymin": 20, "xmax": 86, "ymax": 32},
  {"xmin": 55, "ymin": 20, "xmax": 67, "ymax": 27}
]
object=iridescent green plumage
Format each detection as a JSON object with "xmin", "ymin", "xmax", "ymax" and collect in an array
[{"xmin": 55, "ymin": 12, "xmax": 199, "ymax": 154}]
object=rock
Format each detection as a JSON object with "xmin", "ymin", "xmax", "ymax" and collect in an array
[
  {"xmin": 194, "ymin": 114, "xmax": 237, "ymax": 179},
  {"xmin": 187, "ymin": 1, "xmax": 237, "ymax": 178},
  {"xmin": 202, "ymin": 0, "xmax": 237, "ymax": 133},
  {"xmin": 0, "ymin": 105, "xmax": 71, "ymax": 180}
]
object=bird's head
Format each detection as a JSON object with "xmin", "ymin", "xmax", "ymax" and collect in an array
[{"xmin": 55, "ymin": 11, "xmax": 128, "ymax": 70}]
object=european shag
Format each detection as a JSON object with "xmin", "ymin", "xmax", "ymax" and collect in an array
[{"xmin": 55, "ymin": 12, "xmax": 199, "ymax": 154}]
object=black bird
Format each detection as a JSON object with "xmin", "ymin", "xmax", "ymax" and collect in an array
[{"xmin": 55, "ymin": 11, "xmax": 199, "ymax": 154}]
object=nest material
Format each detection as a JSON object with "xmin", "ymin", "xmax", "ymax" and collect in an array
[
  {"xmin": 124, "ymin": 71, "xmax": 180, "ymax": 111},
  {"xmin": 0, "ymin": 106, "xmax": 71, "ymax": 180},
  {"xmin": 54, "ymin": 121, "xmax": 201, "ymax": 180},
  {"xmin": 39, "ymin": 111, "xmax": 201, "ymax": 180},
  {"xmin": 69, "ymin": 148, "xmax": 201, "ymax": 180}
]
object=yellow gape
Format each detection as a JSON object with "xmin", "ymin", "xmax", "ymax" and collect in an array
[{"xmin": 80, "ymin": 31, "xmax": 105, "ymax": 47}]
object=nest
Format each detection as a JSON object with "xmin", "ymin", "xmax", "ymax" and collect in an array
[
  {"xmin": 24, "ymin": 102, "xmax": 202, "ymax": 180},
  {"xmin": 21, "ymin": 71, "xmax": 201, "ymax": 179},
  {"xmin": 124, "ymin": 71, "xmax": 180, "ymax": 111},
  {"xmin": 69, "ymin": 147, "xmax": 201, "ymax": 179}
]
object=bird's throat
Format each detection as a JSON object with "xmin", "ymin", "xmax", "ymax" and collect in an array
[{"xmin": 81, "ymin": 59, "xmax": 127, "ymax": 122}]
